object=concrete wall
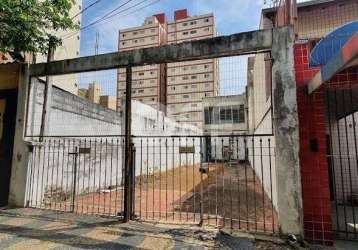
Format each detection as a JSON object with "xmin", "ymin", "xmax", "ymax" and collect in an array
[
  {"xmin": 26, "ymin": 78, "xmax": 122, "ymax": 137},
  {"xmin": 25, "ymin": 89, "xmax": 202, "ymax": 206}
]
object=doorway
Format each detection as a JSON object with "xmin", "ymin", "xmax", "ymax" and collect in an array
[{"xmin": 0, "ymin": 90, "xmax": 18, "ymax": 206}]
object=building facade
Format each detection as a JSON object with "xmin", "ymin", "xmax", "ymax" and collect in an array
[
  {"xmin": 117, "ymin": 14, "xmax": 167, "ymax": 111},
  {"xmin": 36, "ymin": 0, "xmax": 82, "ymax": 94},
  {"xmin": 166, "ymin": 10, "xmax": 219, "ymax": 128},
  {"xmin": 117, "ymin": 10, "xmax": 219, "ymax": 128}
]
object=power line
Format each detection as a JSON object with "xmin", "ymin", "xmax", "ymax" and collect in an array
[
  {"xmin": 71, "ymin": 0, "xmax": 104, "ymax": 20},
  {"xmin": 62, "ymin": 0, "xmax": 160, "ymax": 40}
]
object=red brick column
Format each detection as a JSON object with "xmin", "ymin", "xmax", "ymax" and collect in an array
[{"xmin": 294, "ymin": 43, "xmax": 333, "ymax": 245}]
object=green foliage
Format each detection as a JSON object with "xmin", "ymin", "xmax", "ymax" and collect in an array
[{"xmin": 0, "ymin": 0, "xmax": 79, "ymax": 55}]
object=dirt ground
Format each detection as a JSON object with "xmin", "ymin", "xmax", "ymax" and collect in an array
[{"xmin": 40, "ymin": 162, "xmax": 278, "ymax": 234}]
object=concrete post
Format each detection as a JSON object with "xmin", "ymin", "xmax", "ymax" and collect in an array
[
  {"xmin": 271, "ymin": 26, "xmax": 303, "ymax": 236},
  {"xmin": 8, "ymin": 64, "xmax": 31, "ymax": 207}
]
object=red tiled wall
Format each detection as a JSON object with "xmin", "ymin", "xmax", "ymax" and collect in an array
[{"xmin": 295, "ymin": 43, "xmax": 333, "ymax": 246}]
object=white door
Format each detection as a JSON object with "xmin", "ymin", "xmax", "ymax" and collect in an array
[{"xmin": 0, "ymin": 99, "xmax": 5, "ymax": 141}]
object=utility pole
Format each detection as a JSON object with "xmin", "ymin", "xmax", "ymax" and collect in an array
[
  {"xmin": 95, "ymin": 31, "xmax": 100, "ymax": 55},
  {"xmin": 39, "ymin": 39, "xmax": 55, "ymax": 141}
]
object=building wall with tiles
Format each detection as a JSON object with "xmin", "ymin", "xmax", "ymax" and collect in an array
[{"xmin": 295, "ymin": 42, "xmax": 333, "ymax": 245}]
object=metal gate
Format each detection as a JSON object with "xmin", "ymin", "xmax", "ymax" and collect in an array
[
  {"xmin": 131, "ymin": 135, "xmax": 278, "ymax": 233},
  {"xmin": 326, "ymin": 84, "xmax": 358, "ymax": 240}
]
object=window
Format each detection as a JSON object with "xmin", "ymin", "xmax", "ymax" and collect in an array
[
  {"xmin": 204, "ymin": 27, "xmax": 210, "ymax": 31},
  {"xmin": 139, "ymin": 80, "xmax": 143, "ymax": 85},
  {"xmin": 133, "ymin": 31, "xmax": 138, "ymax": 35},
  {"xmin": 204, "ymin": 107, "xmax": 213, "ymax": 124},
  {"xmin": 184, "ymin": 85, "xmax": 188, "ymax": 89},
  {"xmin": 183, "ymin": 67, "xmax": 188, "ymax": 71},
  {"xmin": 140, "ymin": 30, "xmax": 145, "ymax": 34},
  {"xmin": 134, "ymin": 40, "xmax": 138, "ymax": 43},
  {"xmin": 122, "ymin": 33, "xmax": 126, "ymax": 37},
  {"xmin": 190, "ymin": 21, "xmax": 197, "ymax": 25},
  {"xmin": 239, "ymin": 105, "xmax": 245, "ymax": 123},
  {"xmin": 190, "ymin": 30, "xmax": 197, "ymax": 34},
  {"xmin": 204, "ymin": 18, "xmax": 210, "ymax": 22},
  {"xmin": 151, "ymin": 28, "xmax": 156, "ymax": 33},
  {"xmin": 150, "ymin": 71, "xmax": 154, "ymax": 75},
  {"xmin": 204, "ymin": 64, "xmax": 209, "ymax": 69},
  {"xmin": 191, "ymin": 84, "xmax": 197, "ymax": 88},
  {"xmin": 183, "ymin": 31, "xmax": 188, "ymax": 35},
  {"xmin": 138, "ymin": 90, "xmax": 144, "ymax": 93},
  {"xmin": 191, "ymin": 65, "xmax": 197, "ymax": 70},
  {"xmin": 183, "ymin": 76, "xmax": 189, "ymax": 80},
  {"xmin": 191, "ymin": 75, "xmax": 197, "ymax": 79},
  {"xmin": 138, "ymin": 72, "xmax": 144, "ymax": 76},
  {"xmin": 183, "ymin": 22, "xmax": 188, "ymax": 26},
  {"xmin": 204, "ymin": 74, "xmax": 210, "ymax": 78},
  {"xmin": 183, "ymin": 95, "xmax": 189, "ymax": 98},
  {"xmin": 122, "ymin": 42, "xmax": 126, "ymax": 45},
  {"xmin": 150, "ymin": 88, "xmax": 155, "ymax": 92},
  {"xmin": 171, "ymin": 87, "xmax": 176, "ymax": 90}
]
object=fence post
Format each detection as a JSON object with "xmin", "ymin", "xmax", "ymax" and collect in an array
[
  {"xmin": 123, "ymin": 66, "xmax": 133, "ymax": 222},
  {"xmin": 271, "ymin": 26, "xmax": 303, "ymax": 236}
]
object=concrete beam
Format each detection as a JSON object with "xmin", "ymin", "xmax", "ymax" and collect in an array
[
  {"xmin": 29, "ymin": 29, "xmax": 273, "ymax": 77},
  {"xmin": 9, "ymin": 64, "xmax": 31, "ymax": 207},
  {"xmin": 271, "ymin": 26, "xmax": 303, "ymax": 236}
]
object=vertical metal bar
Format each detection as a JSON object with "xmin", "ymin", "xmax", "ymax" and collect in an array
[
  {"xmin": 71, "ymin": 147, "xmax": 78, "ymax": 212},
  {"xmin": 327, "ymin": 90, "xmax": 340, "ymax": 233},
  {"xmin": 87, "ymin": 139, "xmax": 92, "ymax": 214},
  {"xmin": 165, "ymin": 138, "xmax": 168, "ymax": 221},
  {"xmin": 236, "ymin": 137, "xmax": 241, "ymax": 229},
  {"xmin": 252, "ymin": 137, "xmax": 257, "ymax": 232},
  {"xmin": 214, "ymin": 138, "xmax": 218, "ymax": 226},
  {"xmin": 123, "ymin": 66, "xmax": 133, "ymax": 223},
  {"xmin": 98, "ymin": 138, "xmax": 103, "ymax": 214},
  {"xmin": 172, "ymin": 138, "xmax": 175, "ymax": 220},
  {"xmin": 268, "ymin": 138, "xmax": 275, "ymax": 233},
  {"xmin": 65, "ymin": 139, "xmax": 70, "ymax": 212},
  {"xmin": 114, "ymin": 138, "xmax": 119, "ymax": 216},
  {"xmin": 349, "ymin": 86, "xmax": 358, "ymax": 239},
  {"xmin": 131, "ymin": 143, "xmax": 136, "ymax": 219},
  {"xmin": 342, "ymin": 89, "xmax": 357, "ymax": 236},
  {"xmin": 152, "ymin": 138, "xmax": 155, "ymax": 220},
  {"xmin": 104, "ymin": 138, "xmax": 108, "ymax": 215},
  {"xmin": 146, "ymin": 138, "xmax": 149, "ymax": 220},
  {"xmin": 60, "ymin": 139, "xmax": 65, "ymax": 212},
  {"xmin": 93, "ymin": 139, "xmax": 97, "ymax": 215},
  {"xmin": 159, "ymin": 138, "xmax": 162, "ymax": 220},
  {"xmin": 192, "ymin": 137, "xmax": 196, "ymax": 223},
  {"xmin": 186, "ymin": 137, "xmax": 189, "ymax": 221},
  {"xmin": 45, "ymin": 139, "xmax": 51, "ymax": 209},
  {"xmin": 199, "ymin": 137, "xmax": 204, "ymax": 226},
  {"xmin": 244, "ymin": 138, "xmax": 249, "ymax": 231},
  {"xmin": 260, "ymin": 138, "xmax": 266, "ymax": 232},
  {"xmin": 82, "ymin": 139, "xmax": 86, "ymax": 214},
  {"xmin": 221, "ymin": 138, "xmax": 225, "ymax": 228},
  {"xmin": 110, "ymin": 139, "xmax": 114, "ymax": 215},
  {"xmin": 230, "ymin": 176, "xmax": 233, "ymax": 232},
  {"xmin": 35, "ymin": 144, "xmax": 42, "ymax": 208},
  {"xmin": 55, "ymin": 139, "xmax": 60, "ymax": 211},
  {"xmin": 179, "ymin": 137, "xmax": 182, "ymax": 221},
  {"xmin": 77, "ymin": 139, "xmax": 82, "ymax": 213},
  {"xmin": 140, "ymin": 138, "xmax": 143, "ymax": 219},
  {"xmin": 27, "ymin": 145, "xmax": 35, "ymax": 207},
  {"xmin": 334, "ymin": 89, "xmax": 348, "ymax": 236}
]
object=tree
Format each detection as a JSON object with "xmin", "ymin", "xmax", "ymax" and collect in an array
[{"xmin": 0, "ymin": 0, "xmax": 79, "ymax": 60}]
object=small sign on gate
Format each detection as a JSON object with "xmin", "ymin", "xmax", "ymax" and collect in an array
[
  {"xmin": 79, "ymin": 147, "xmax": 91, "ymax": 154},
  {"xmin": 179, "ymin": 146, "xmax": 195, "ymax": 154}
]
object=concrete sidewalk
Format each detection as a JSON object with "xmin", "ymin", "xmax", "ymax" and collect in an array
[{"xmin": 0, "ymin": 208, "xmax": 289, "ymax": 250}]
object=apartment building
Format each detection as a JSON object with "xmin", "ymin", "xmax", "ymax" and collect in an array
[
  {"xmin": 166, "ymin": 10, "xmax": 219, "ymax": 128},
  {"xmin": 117, "ymin": 14, "xmax": 167, "ymax": 111},
  {"xmin": 36, "ymin": 0, "xmax": 82, "ymax": 94}
]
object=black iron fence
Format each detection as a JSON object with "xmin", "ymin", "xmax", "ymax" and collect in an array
[{"xmin": 26, "ymin": 134, "xmax": 278, "ymax": 234}]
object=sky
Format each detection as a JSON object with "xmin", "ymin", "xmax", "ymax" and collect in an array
[{"xmin": 74, "ymin": 0, "xmax": 268, "ymax": 96}]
